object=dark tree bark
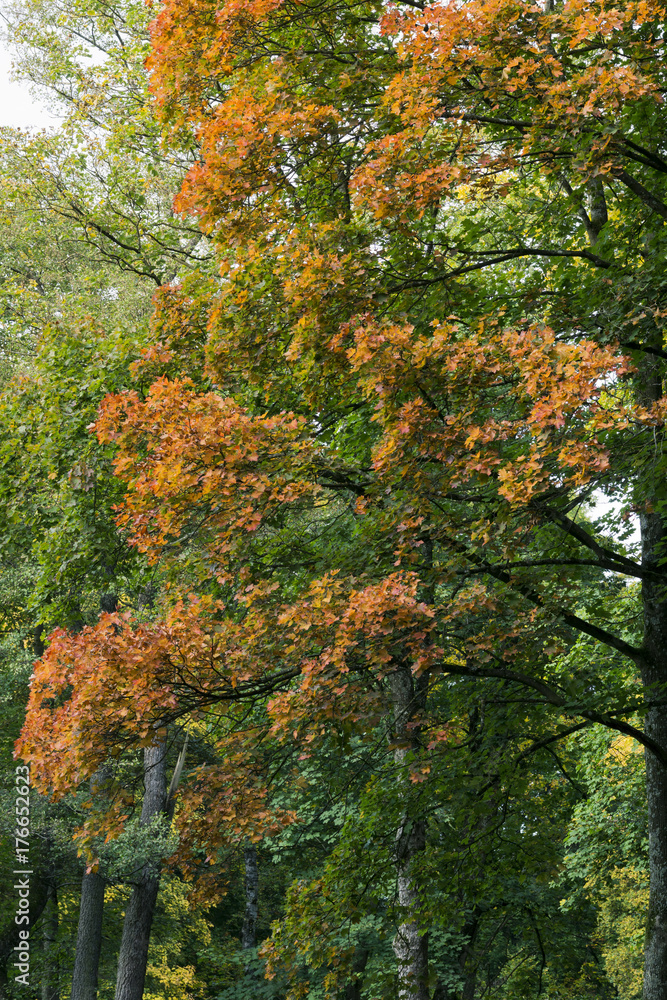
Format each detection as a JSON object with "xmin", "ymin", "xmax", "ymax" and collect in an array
[
  {"xmin": 458, "ymin": 914, "xmax": 479, "ymax": 1000},
  {"xmin": 636, "ymin": 350, "xmax": 667, "ymax": 1000},
  {"xmin": 343, "ymin": 945, "xmax": 370, "ymax": 1000},
  {"xmin": 71, "ymin": 764, "xmax": 111, "ymax": 1000},
  {"xmin": 640, "ymin": 507, "xmax": 667, "ymax": 1000},
  {"xmin": 70, "ymin": 870, "xmax": 105, "ymax": 1000},
  {"xmin": 114, "ymin": 735, "xmax": 167, "ymax": 1000},
  {"xmin": 33, "ymin": 624, "xmax": 44, "ymax": 658},
  {"xmin": 390, "ymin": 662, "xmax": 430, "ymax": 1000}
]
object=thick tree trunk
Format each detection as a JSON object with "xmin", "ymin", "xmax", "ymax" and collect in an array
[
  {"xmin": 71, "ymin": 870, "xmax": 105, "ymax": 1000},
  {"xmin": 390, "ymin": 662, "xmax": 430, "ymax": 1000},
  {"xmin": 41, "ymin": 881, "xmax": 59, "ymax": 1000},
  {"xmin": 637, "ymin": 349, "xmax": 667, "ymax": 1000},
  {"xmin": 641, "ymin": 509, "xmax": 667, "ymax": 1000},
  {"xmin": 114, "ymin": 735, "xmax": 167, "ymax": 1000}
]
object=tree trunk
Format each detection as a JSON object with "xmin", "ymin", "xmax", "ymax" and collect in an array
[
  {"xmin": 641, "ymin": 509, "xmax": 667, "ymax": 1000},
  {"xmin": 70, "ymin": 871, "xmax": 105, "ymax": 1000},
  {"xmin": 390, "ymin": 662, "xmax": 430, "ymax": 1000},
  {"xmin": 41, "ymin": 881, "xmax": 59, "ymax": 1000},
  {"xmin": 114, "ymin": 735, "xmax": 167, "ymax": 1000},
  {"xmin": 457, "ymin": 912, "xmax": 480, "ymax": 1000},
  {"xmin": 343, "ymin": 945, "xmax": 369, "ymax": 1000},
  {"xmin": 241, "ymin": 843, "xmax": 259, "ymax": 952},
  {"xmin": 0, "ymin": 877, "xmax": 49, "ymax": 999},
  {"xmin": 636, "ymin": 347, "xmax": 667, "ymax": 1000},
  {"xmin": 241, "ymin": 842, "xmax": 260, "ymax": 978},
  {"xmin": 71, "ymin": 766, "xmax": 109, "ymax": 1000}
]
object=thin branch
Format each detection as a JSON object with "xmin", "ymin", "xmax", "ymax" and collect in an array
[
  {"xmin": 439, "ymin": 534, "xmax": 643, "ymax": 663},
  {"xmin": 440, "ymin": 660, "xmax": 667, "ymax": 765},
  {"xmin": 387, "ymin": 247, "xmax": 612, "ymax": 292}
]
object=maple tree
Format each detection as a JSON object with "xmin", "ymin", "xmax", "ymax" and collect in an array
[{"xmin": 12, "ymin": 0, "xmax": 667, "ymax": 995}]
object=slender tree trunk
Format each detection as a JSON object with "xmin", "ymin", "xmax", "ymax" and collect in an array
[
  {"xmin": 241, "ymin": 842, "xmax": 259, "ymax": 978},
  {"xmin": 343, "ymin": 945, "xmax": 369, "ymax": 1000},
  {"xmin": 390, "ymin": 662, "xmax": 430, "ymax": 1000},
  {"xmin": 460, "ymin": 951, "xmax": 477, "ymax": 1000},
  {"xmin": 114, "ymin": 735, "xmax": 167, "ymax": 1000},
  {"xmin": 72, "ymin": 767, "xmax": 109, "ymax": 1000},
  {"xmin": 41, "ymin": 881, "xmax": 59, "ymax": 1000},
  {"xmin": 0, "ymin": 878, "xmax": 49, "ymax": 999},
  {"xmin": 71, "ymin": 871, "xmax": 105, "ymax": 1000},
  {"xmin": 455, "ymin": 911, "xmax": 480, "ymax": 1000},
  {"xmin": 241, "ymin": 843, "xmax": 259, "ymax": 952}
]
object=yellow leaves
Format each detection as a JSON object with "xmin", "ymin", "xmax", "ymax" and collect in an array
[
  {"xmin": 464, "ymin": 424, "xmax": 484, "ymax": 450},
  {"xmin": 589, "ymin": 865, "xmax": 648, "ymax": 999},
  {"xmin": 607, "ymin": 734, "xmax": 643, "ymax": 766}
]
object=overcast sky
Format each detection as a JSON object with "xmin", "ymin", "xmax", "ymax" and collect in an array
[{"xmin": 0, "ymin": 41, "xmax": 60, "ymax": 129}]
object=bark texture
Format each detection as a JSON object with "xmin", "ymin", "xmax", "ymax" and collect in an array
[
  {"xmin": 70, "ymin": 870, "xmax": 105, "ymax": 1000},
  {"xmin": 114, "ymin": 736, "xmax": 167, "ymax": 1000},
  {"xmin": 641, "ymin": 509, "xmax": 667, "ymax": 1000},
  {"xmin": 240, "ymin": 842, "xmax": 260, "ymax": 979},
  {"xmin": 390, "ymin": 662, "xmax": 430, "ymax": 1000},
  {"xmin": 72, "ymin": 767, "xmax": 109, "ymax": 1000},
  {"xmin": 638, "ymin": 350, "xmax": 667, "ymax": 1000},
  {"xmin": 241, "ymin": 844, "xmax": 259, "ymax": 952},
  {"xmin": 343, "ymin": 945, "xmax": 370, "ymax": 1000}
]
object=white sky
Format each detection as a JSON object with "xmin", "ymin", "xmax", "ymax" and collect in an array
[{"xmin": 0, "ymin": 41, "xmax": 60, "ymax": 129}]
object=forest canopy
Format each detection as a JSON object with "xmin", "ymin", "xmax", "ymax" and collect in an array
[{"xmin": 0, "ymin": 0, "xmax": 666, "ymax": 998}]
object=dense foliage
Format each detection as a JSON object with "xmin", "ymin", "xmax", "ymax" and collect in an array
[{"xmin": 1, "ymin": 0, "xmax": 667, "ymax": 997}]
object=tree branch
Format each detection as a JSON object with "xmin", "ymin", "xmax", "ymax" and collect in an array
[
  {"xmin": 440, "ymin": 661, "xmax": 667, "ymax": 765},
  {"xmin": 615, "ymin": 169, "xmax": 667, "ymax": 221},
  {"xmin": 387, "ymin": 246, "xmax": 612, "ymax": 291},
  {"xmin": 530, "ymin": 503, "xmax": 651, "ymax": 579}
]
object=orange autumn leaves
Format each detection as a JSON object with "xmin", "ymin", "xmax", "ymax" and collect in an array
[
  {"xmin": 94, "ymin": 377, "xmax": 319, "ymax": 574},
  {"xmin": 359, "ymin": 0, "xmax": 666, "ymax": 211},
  {"xmin": 148, "ymin": 0, "xmax": 666, "ymax": 229},
  {"xmin": 18, "ymin": 317, "xmax": 667, "ymax": 834},
  {"xmin": 346, "ymin": 318, "xmax": 664, "ymax": 504},
  {"xmin": 16, "ymin": 572, "xmax": 436, "ymax": 851},
  {"xmin": 103, "ymin": 325, "xmax": 664, "ymax": 548},
  {"xmin": 19, "ymin": 573, "xmax": 437, "ymax": 787},
  {"xmin": 17, "ymin": 0, "xmax": 667, "ymax": 870}
]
